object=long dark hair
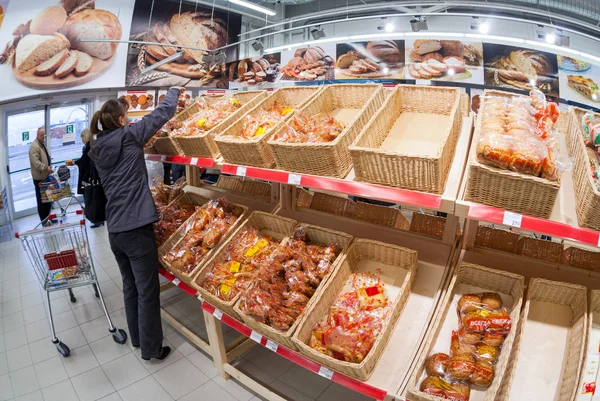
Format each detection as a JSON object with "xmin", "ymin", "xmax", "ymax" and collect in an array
[{"xmin": 90, "ymin": 99, "xmax": 126, "ymax": 137}]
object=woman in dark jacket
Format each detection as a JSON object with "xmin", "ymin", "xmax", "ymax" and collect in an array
[
  {"xmin": 75, "ymin": 129, "xmax": 105, "ymax": 228},
  {"xmin": 90, "ymin": 87, "xmax": 182, "ymax": 361}
]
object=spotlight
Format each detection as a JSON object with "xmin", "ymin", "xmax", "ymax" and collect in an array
[
  {"xmin": 479, "ymin": 22, "xmax": 490, "ymax": 34},
  {"xmin": 385, "ymin": 23, "xmax": 395, "ymax": 32},
  {"xmin": 252, "ymin": 41, "xmax": 264, "ymax": 51},
  {"xmin": 311, "ymin": 28, "xmax": 326, "ymax": 40},
  {"xmin": 545, "ymin": 33, "xmax": 556, "ymax": 44},
  {"xmin": 410, "ymin": 18, "xmax": 428, "ymax": 32}
]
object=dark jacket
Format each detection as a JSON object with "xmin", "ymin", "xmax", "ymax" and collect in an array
[
  {"xmin": 90, "ymin": 88, "xmax": 179, "ymax": 233},
  {"xmin": 75, "ymin": 143, "xmax": 92, "ymax": 195}
]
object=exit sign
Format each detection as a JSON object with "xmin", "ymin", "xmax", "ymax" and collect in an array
[
  {"xmin": 66, "ymin": 124, "xmax": 74, "ymax": 134},
  {"xmin": 22, "ymin": 132, "xmax": 29, "ymax": 141}
]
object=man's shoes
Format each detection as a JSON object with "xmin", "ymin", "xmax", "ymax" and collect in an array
[
  {"xmin": 90, "ymin": 222, "xmax": 104, "ymax": 228},
  {"xmin": 142, "ymin": 346, "xmax": 171, "ymax": 361}
]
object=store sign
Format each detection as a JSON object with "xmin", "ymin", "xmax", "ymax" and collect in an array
[
  {"xmin": 22, "ymin": 131, "xmax": 29, "ymax": 142},
  {"xmin": 63, "ymin": 124, "xmax": 75, "ymax": 146}
]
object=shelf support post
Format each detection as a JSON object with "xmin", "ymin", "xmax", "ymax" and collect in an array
[{"xmin": 203, "ymin": 309, "xmax": 231, "ymax": 380}]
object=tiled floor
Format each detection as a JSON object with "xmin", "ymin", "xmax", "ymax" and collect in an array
[{"xmin": 0, "ymin": 213, "xmax": 375, "ymax": 401}]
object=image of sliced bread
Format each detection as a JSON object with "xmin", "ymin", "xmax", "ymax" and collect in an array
[
  {"xmin": 73, "ymin": 50, "xmax": 93, "ymax": 76},
  {"xmin": 55, "ymin": 51, "xmax": 79, "ymax": 78},
  {"xmin": 509, "ymin": 50, "xmax": 537, "ymax": 80},
  {"xmin": 16, "ymin": 33, "xmax": 70, "ymax": 73},
  {"xmin": 34, "ymin": 49, "xmax": 69, "ymax": 76}
]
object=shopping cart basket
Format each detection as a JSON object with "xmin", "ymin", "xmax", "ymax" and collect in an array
[
  {"xmin": 16, "ymin": 210, "xmax": 127, "ymax": 357},
  {"xmin": 39, "ymin": 166, "xmax": 83, "ymax": 222}
]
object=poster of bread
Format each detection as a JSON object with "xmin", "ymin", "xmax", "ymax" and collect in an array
[
  {"xmin": 557, "ymin": 55, "xmax": 600, "ymax": 107},
  {"xmin": 404, "ymin": 39, "xmax": 484, "ymax": 83},
  {"xmin": 0, "ymin": 0, "xmax": 133, "ymax": 100},
  {"xmin": 279, "ymin": 44, "xmax": 335, "ymax": 81},
  {"xmin": 226, "ymin": 53, "xmax": 281, "ymax": 89},
  {"xmin": 126, "ymin": 0, "xmax": 241, "ymax": 88},
  {"xmin": 117, "ymin": 89, "xmax": 155, "ymax": 112},
  {"xmin": 0, "ymin": 0, "xmax": 9, "ymax": 28},
  {"xmin": 335, "ymin": 40, "xmax": 405, "ymax": 80},
  {"xmin": 484, "ymin": 43, "xmax": 559, "ymax": 97}
]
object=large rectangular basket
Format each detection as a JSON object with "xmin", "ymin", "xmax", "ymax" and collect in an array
[
  {"xmin": 192, "ymin": 211, "xmax": 297, "ymax": 319},
  {"xmin": 349, "ymin": 85, "xmax": 461, "ymax": 193},
  {"xmin": 292, "ymin": 238, "xmax": 418, "ymax": 381},
  {"xmin": 159, "ymin": 200, "xmax": 248, "ymax": 283},
  {"xmin": 567, "ymin": 107, "xmax": 600, "ymax": 231},
  {"xmin": 172, "ymin": 91, "xmax": 268, "ymax": 158},
  {"xmin": 464, "ymin": 89, "xmax": 560, "ymax": 218},
  {"xmin": 152, "ymin": 136, "xmax": 183, "ymax": 156},
  {"xmin": 495, "ymin": 278, "xmax": 587, "ymax": 401},
  {"xmin": 215, "ymin": 87, "xmax": 322, "ymax": 168},
  {"xmin": 407, "ymin": 262, "xmax": 525, "ymax": 401},
  {"xmin": 576, "ymin": 289, "xmax": 600, "ymax": 400},
  {"xmin": 267, "ymin": 84, "xmax": 385, "ymax": 178},
  {"xmin": 156, "ymin": 190, "xmax": 211, "ymax": 248},
  {"xmin": 233, "ymin": 223, "xmax": 353, "ymax": 350}
]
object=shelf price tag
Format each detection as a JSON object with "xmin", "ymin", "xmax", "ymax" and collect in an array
[
  {"xmin": 265, "ymin": 339, "xmax": 278, "ymax": 352},
  {"xmin": 160, "ymin": 155, "xmax": 167, "ymax": 162},
  {"xmin": 213, "ymin": 309, "xmax": 223, "ymax": 321},
  {"xmin": 318, "ymin": 366, "xmax": 334, "ymax": 380},
  {"xmin": 191, "ymin": 158, "xmax": 198, "ymax": 165},
  {"xmin": 236, "ymin": 166, "xmax": 247, "ymax": 177},
  {"xmin": 172, "ymin": 278, "xmax": 181, "ymax": 286},
  {"xmin": 287, "ymin": 174, "xmax": 302, "ymax": 186},
  {"xmin": 250, "ymin": 331, "xmax": 262, "ymax": 343},
  {"xmin": 502, "ymin": 211, "xmax": 522, "ymax": 228},
  {"xmin": 597, "ymin": 234, "xmax": 600, "ymax": 248}
]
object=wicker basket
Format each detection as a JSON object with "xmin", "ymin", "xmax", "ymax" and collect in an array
[
  {"xmin": 460, "ymin": 92, "xmax": 470, "ymax": 118},
  {"xmin": 464, "ymin": 89, "xmax": 560, "ymax": 218},
  {"xmin": 409, "ymin": 213, "xmax": 448, "ymax": 238},
  {"xmin": 576, "ymin": 290, "xmax": 600, "ymax": 400},
  {"xmin": 354, "ymin": 201, "xmax": 410, "ymax": 230},
  {"xmin": 233, "ymin": 223, "xmax": 353, "ymax": 350},
  {"xmin": 567, "ymin": 107, "xmax": 600, "ymax": 231},
  {"xmin": 215, "ymin": 175, "xmax": 272, "ymax": 199},
  {"xmin": 157, "ymin": 190, "xmax": 211, "ymax": 248},
  {"xmin": 349, "ymin": 85, "xmax": 461, "ymax": 194},
  {"xmin": 172, "ymin": 91, "xmax": 268, "ymax": 158},
  {"xmin": 563, "ymin": 246, "xmax": 600, "ymax": 273},
  {"xmin": 515, "ymin": 236, "xmax": 563, "ymax": 264},
  {"xmin": 407, "ymin": 262, "xmax": 525, "ymax": 401},
  {"xmin": 192, "ymin": 211, "xmax": 297, "ymax": 319},
  {"xmin": 215, "ymin": 87, "xmax": 322, "ymax": 168},
  {"xmin": 152, "ymin": 136, "xmax": 183, "ymax": 156},
  {"xmin": 495, "ymin": 278, "xmax": 587, "ymax": 401},
  {"xmin": 267, "ymin": 84, "xmax": 385, "ymax": 178},
  {"xmin": 159, "ymin": 200, "xmax": 248, "ymax": 282},
  {"xmin": 474, "ymin": 226, "xmax": 519, "ymax": 254},
  {"xmin": 292, "ymin": 239, "xmax": 418, "ymax": 381}
]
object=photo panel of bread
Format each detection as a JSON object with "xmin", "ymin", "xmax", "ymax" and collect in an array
[
  {"xmin": 335, "ymin": 40, "xmax": 405, "ymax": 80},
  {"xmin": 117, "ymin": 89, "xmax": 156, "ymax": 112},
  {"xmin": 0, "ymin": 0, "xmax": 10, "ymax": 29},
  {"xmin": 557, "ymin": 55, "xmax": 600, "ymax": 108},
  {"xmin": 404, "ymin": 39, "xmax": 484, "ymax": 84},
  {"xmin": 279, "ymin": 44, "xmax": 336, "ymax": 82},
  {"xmin": 0, "ymin": 0, "xmax": 134, "ymax": 101},
  {"xmin": 483, "ymin": 43, "xmax": 560, "ymax": 97},
  {"xmin": 226, "ymin": 53, "xmax": 281, "ymax": 89},
  {"xmin": 125, "ymin": 0, "xmax": 241, "ymax": 89}
]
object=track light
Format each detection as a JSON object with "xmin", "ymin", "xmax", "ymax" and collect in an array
[
  {"xmin": 470, "ymin": 18, "xmax": 489, "ymax": 34},
  {"xmin": 228, "ymin": 0, "xmax": 276, "ymax": 16},
  {"xmin": 385, "ymin": 23, "xmax": 395, "ymax": 33},
  {"xmin": 311, "ymin": 28, "xmax": 326, "ymax": 40},
  {"xmin": 410, "ymin": 17, "xmax": 428, "ymax": 32},
  {"xmin": 545, "ymin": 33, "xmax": 556, "ymax": 44},
  {"xmin": 252, "ymin": 41, "xmax": 264, "ymax": 51}
]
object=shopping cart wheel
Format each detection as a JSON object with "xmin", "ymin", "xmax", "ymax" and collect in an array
[
  {"xmin": 112, "ymin": 328, "xmax": 128, "ymax": 345},
  {"xmin": 68, "ymin": 289, "xmax": 76, "ymax": 303},
  {"xmin": 93, "ymin": 284, "xmax": 100, "ymax": 298},
  {"xmin": 55, "ymin": 341, "xmax": 70, "ymax": 357}
]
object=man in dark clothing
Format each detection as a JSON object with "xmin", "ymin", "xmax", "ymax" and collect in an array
[
  {"xmin": 90, "ymin": 88, "xmax": 182, "ymax": 361},
  {"xmin": 29, "ymin": 127, "xmax": 53, "ymax": 223}
]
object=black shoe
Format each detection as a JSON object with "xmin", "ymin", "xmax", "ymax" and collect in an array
[
  {"xmin": 132, "ymin": 343, "xmax": 140, "ymax": 348},
  {"xmin": 142, "ymin": 346, "xmax": 171, "ymax": 361},
  {"xmin": 90, "ymin": 222, "xmax": 104, "ymax": 228}
]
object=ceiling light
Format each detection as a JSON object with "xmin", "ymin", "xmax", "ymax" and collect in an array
[
  {"xmin": 303, "ymin": 36, "xmax": 349, "ymax": 46},
  {"xmin": 545, "ymin": 33, "xmax": 556, "ymax": 44},
  {"xmin": 311, "ymin": 28, "xmax": 326, "ymax": 40},
  {"xmin": 479, "ymin": 22, "xmax": 490, "ymax": 34},
  {"xmin": 252, "ymin": 41, "xmax": 264, "ymax": 51},
  {"xmin": 229, "ymin": 0, "xmax": 276, "ymax": 16},
  {"xmin": 385, "ymin": 23, "xmax": 395, "ymax": 33},
  {"xmin": 410, "ymin": 18, "xmax": 428, "ymax": 32}
]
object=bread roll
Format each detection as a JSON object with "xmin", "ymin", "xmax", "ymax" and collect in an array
[
  {"xmin": 413, "ymin": 39, "xmax": 441, "ymax": 55},
  {"xmin": 60, "ymin": 0, "xmax": 94, "ymax": 16},
  {"xmin": 61, "ymin": 9, "xmax": 122, "ymax": 60},
  {"xmin": 31, "ymin": 6, "xmax": 68, "ymax": 35}
]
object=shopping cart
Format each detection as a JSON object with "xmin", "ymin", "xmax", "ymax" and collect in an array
[
  {"xmin": 16, "ymin": 210, "xmax": 127, "ymax": 357},
  {"xmin": 39, "ymin": 166, "xmax": 83, "ymax": 223}
]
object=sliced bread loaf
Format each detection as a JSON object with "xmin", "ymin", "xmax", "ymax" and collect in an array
[
  {"xmin": 73, "ymin": 50, "xmax": 93, "ymax": 76},
  {"xmin": 55, "ymin": 51, "xmax": 79, "ymax": 78},
  {"xmin": 16, "ymin": 33, "xmax": 70, "ymax": 73},
  {"xmin": 34, "ymin": 49, "xmax": 69, "ymax": 76}
]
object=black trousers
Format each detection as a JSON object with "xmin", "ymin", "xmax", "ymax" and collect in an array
[
  {"xmin": 33, "ymin": 179, "xmax": 52, "ymax": 222},
  {"xmin": 109, "ymin": 224, "xmax": 163, "ymax": 358}
]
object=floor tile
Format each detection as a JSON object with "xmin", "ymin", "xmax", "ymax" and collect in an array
[
  {"xmin": 316, "ymin": 382, "xmax": 373, "ymax": 401},
  {"xmin": 72, "ymin": 302, "xmax": 105, "ymax": 325},
  {"xmin": 234, "ymin": 360, "xmax": 276, "ymax": 386},
  {"xmin": 24, "ymin": 319, "xmax": 49, "ymax": 343},
  {"xmin": 33, "ymin": 356, "xmax": 68, "ymax": 388},
  {"xmin": 97, "ymin": 393, "xmax": 122, "ymax": 401},
  {"xmin": 186, "ymin": 349, "xmax": 220, "ymax": 379},
  {"xmin": 102, "ymin": 353, "xmax": 149, "ymax": 390},
  {"xmin": 102, "ymin": 293, "xmax": 124, "ymax": 313},
  {"xmin": 14, "ymin": 389, "xmax": 44, "ymax": 401},
  {"xmin": 180, "ymin": 380, "xmax": 238, "ymax": 401},
  {"xmin": 2, "ymin": 311, "xmax": 24, "ymax": 332},
  {"xmin": 0, "ymin": 334, "xmax": 4, "ymax": 353},
  {"xmin": 49, "ymin": 297, "xmax": 71, "ymax": 314},
  {"xmin": 0, "ymin": 352, "xmax": 7, "ymax": 376},
  {"xmin": 164, "ymin": 332, "xmax": 195, "ymax": 356},
  {"xmin": 134, "ymin": 346, "xmax": 184, "ymax": 374},
  {"xmin": 71, "ymin": 366, "xmax": 115, "ymax": 401},
  {"xmin": 4, "ymin": 327, "xmax": 28, "ymax": 351},
  {"xmin": 96, "ymin": 281, "xmax": 120, "ymax": 297},
  {"xmin": 152, "ymin": 357, "xmax": 207, "ymax": 399},
  {"xmin": 56, "ymin": 326, "xmax": 87, "ymax": 351},
  {"xmin": 118, "ymin": 376, "xmax": 173, "ymax": 401},
  {"xmin": 0, "ymin": 373, "xmax": 13, "ymax": 400},
  {"xmin": 21, "ymin": 293, "xmax": 43, "ymax": 310},
  {"xmin": 28, "ymin": 338, "xmax": 58, "ymax": 364},
  {"xmin": 61, "ymin": 345, "xmax": 99, "ymax": 378},
  {"xmin": 41, "ymin": 379, "xmax": 80, "ymax": 401},
  {"xmin": 268, "ymin": 379, "xmax": 313, "ymax": 401},
  {"xmin": 89, "ymin": 335, "xmax": 131, "ymax": 365},
  {"xmin": 10, "ymin": 365, "xmax": 39, "ymax": 397},
  {"xmin": 22, "ymin": 306, "xmax": 46, "ymax": 325},
  {"xmin": 214, "ymin": 376, "xmax": 255, "ymax": 401},
  {"xmin": 51, "ymin": 310, "xmax": 78, "ymax": 333},
  {"xmin": 80, "ymin": 316, "xmax": 112, "ymax": 344},
  {"xmin": 244, "ymin": 347, "xmax": 293, "ymax": 379},
  {"xmin": 6, "ymin": 345, "xmax": 32, "ymax": 371},
  {"xmin": 2, "ymin": 298, "xmax": 22, "ymax": 316},
  {"xmin": 278, "ymin": 364, "xmax": 330, "ymax": 399}
]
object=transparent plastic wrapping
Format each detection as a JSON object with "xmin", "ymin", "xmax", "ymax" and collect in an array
[
  {"xmin": 198, "ymin": 226, "xmax": 279, "ymax": 301},
  {"xmin": 150, "ymin": 176, "xmax": 186, "ymax": 215},
  {"xmin": 154, "ymin": 200, "xmax": 196, "ymax": 247},
  {"xmin": 238, "ymin": 225, "xmax": 341, "ymax": 331},
  {"xmin": 162, "ymin": 198, "xmax": 238, "ymax": 274},
  {"xmin": 580, "ymin": 111, "xmax": 600, "ymax": 191},
  {"xmin": 273, "ymin": 111, "xmax": 347, "ymax": 143},
  {"xmin": 419, "ymin": 292, "xmax": 512, "ymax": 401},
  {"xmin": 219, "ymin": 101, "xmax": 293, "ymax": 140},
  {"xmin": 308, "ymin": 272, "xmax": 391, "ymax": 363},
  {"xmin": 168, "ymin": 97, "xmax": 243, "ymax": 138},
  {"xmin": 476, "ymin": 89, "xmax": 569, "ymax": 181}
]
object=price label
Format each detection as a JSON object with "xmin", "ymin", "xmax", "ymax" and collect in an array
[
  {"xmin": 160, "ymin": 155, "xmax": 167, "ymax": 162},
  {"xmin": 598, "ymin": 234, "xmax": 600, "ymax": 248},
  {"xmin": 502, "ymin": 211, "xmax": 523, "ymax": 228},
  {"xmin": 236, "ymin": 166, "xmax": 247, "ymax": 177},
  {"xmin": 172, "ymin": 278, "xmax": 181, "ymax": 286},
  {"xmin": 287, "ymin": 174, "xmax": 302, "ymax": 186},
  {"xmin": 191, "ymin": 158, "xmax": 198, "ymax": 165},
  {"xmin": 318, "ymin": 366, "xmax": 334, "ymax": 380},
  {"xmin": 265, "ymin": 339, "xmax": 278, "ymax": 352},
  {"xmin": 213, "ymin": 309, "xmax": 223, "ymax": 320},
  {"xmin": 250, "ymin": 331, "xmax": 262, "ymax": 343},
  {"xmin": 416, "ymin": 79, "xmax": 432, "ymax": 86}
]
